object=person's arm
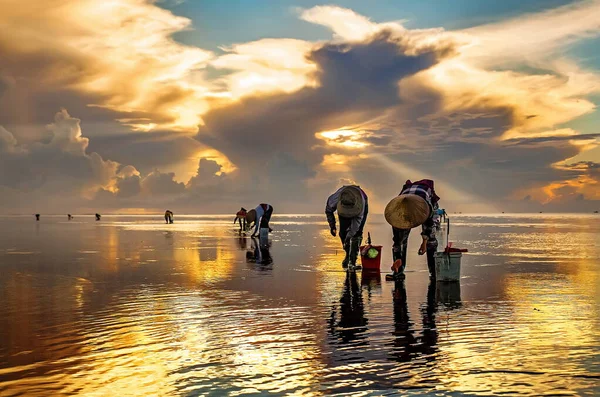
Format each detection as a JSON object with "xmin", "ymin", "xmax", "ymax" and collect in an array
[
  {"xmin": 419, "ymin": 217, "xmax": 434, "ymax": 255},
  {"xmin": 325, "ymin": 189, "xmax": 342, "ymax": 236},
  {"xmin": 234, "ymin": 216, "xmax": 238, "ymax": 224}
]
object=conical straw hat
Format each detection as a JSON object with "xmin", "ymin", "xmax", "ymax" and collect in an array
[
  {"xmin": 337, "ymin": 186, "xmax": 363, "ymax": 217},
  {"xmin": 384, "ymin": 194, "xmax": 430, "ymax": 229}
]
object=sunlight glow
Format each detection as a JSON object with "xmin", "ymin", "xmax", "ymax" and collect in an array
[{"xmin": 316, "ymin": 129, "xmax": 370, "ymax": 149}]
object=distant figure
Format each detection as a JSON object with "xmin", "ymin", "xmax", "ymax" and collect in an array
[
  {"xmin": 67, "ymin": 214, "xmax": 73, "ymax": 220},
  {"xmin": 234, "ymin": 207, "xmax": 247, "ymax": 231},
  {"xmin": 385, "ymin": 179, "xmax": 440, "ymax": 280},
  {"xmin": 35, "ymin": 214, "xmax": 40, "ymax": 221},
  {"xmin": 325, "ymin": 185, "xmax": 368, "ymax": 270},
  {"xmin": 164, "ymin": 210, "xmax": 174, "ymax": 224},
  {"xmin": 95, "ymin": 213, "xmax": 101, "ymax": 221},
  {"xmin": 250, "ymin": 204, "xmax": 273, "ymax": 238}
]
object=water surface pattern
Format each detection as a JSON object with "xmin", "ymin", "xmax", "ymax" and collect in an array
[{"xmin": 0, "ymin": 214, "xmax": 598, "ymax": 396}]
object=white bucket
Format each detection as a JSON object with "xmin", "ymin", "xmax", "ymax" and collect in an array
[{"xmin": 434, "ymin": 252, "xmax": 462, "ymax": 281}]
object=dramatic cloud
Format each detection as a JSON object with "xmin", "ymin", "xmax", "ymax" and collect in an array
[
  {"xmin": 0, "ymin": 1, "xmax": 599, "ymax": 213},
  {"xmin": 0, "ymin": 0, "xmax": 213, "ymax": 132}
]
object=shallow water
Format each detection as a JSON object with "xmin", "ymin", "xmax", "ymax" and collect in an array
[{"xmin": 0, "ymin": 214, "xmax": 598, "ymax": 396}]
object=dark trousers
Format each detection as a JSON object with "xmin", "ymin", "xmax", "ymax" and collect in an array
[
  {"xmin": 392, "ymin": 227, "xmax": 437, "ymax": 274},
  {"xmin": 338, "ymin": 211, "xmax": 368, "ymax": 246},
  {"xmin": 260, "ymin": 206, "xmax": 273, "ymax": 228}
]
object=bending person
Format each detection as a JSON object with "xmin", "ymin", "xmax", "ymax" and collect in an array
[
  {"xmin": 385, "ymin": 179, "xmax": 440, "ymax": 279},
  {"xmin": 251, "ymin": 203, "xmax": 273, "ymax": 238},
  {"xmin": 325, "ymin": 185, "xmax": 368, "ymax": 270}
]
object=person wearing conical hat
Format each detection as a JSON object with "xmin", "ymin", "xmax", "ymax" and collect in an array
[
  {"xmin": 384, "ymin": 179, "xmax": 440, "ymax": 279},
  {"xmin": 325, "ymin": 185, "xmax": 369, "ymax": 270}
]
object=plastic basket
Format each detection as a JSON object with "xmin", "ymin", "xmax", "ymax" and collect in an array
[{"xmin": 360, "ymin": 245, "xmax": 382, "ymax": 270}]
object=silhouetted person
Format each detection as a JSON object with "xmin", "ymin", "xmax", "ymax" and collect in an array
[
  {"xmin": 164, "ymin": 210, "xmax": 174, "ymax": 224},
  {"xmin": 67, "ymin": 214, "xmax": 73, "ymax": 220},
  {"xmin": 35, "ymin": 214, "xmax": 40, "ymax": 221},
  {"xmin": 234, "ymin": 207, "xmax": 247, "ymax": 231},
  {"xmin": 95, "ymin": 213, "xmax": 101, "ymax": 221}
]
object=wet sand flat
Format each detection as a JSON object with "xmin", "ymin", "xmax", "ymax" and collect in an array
[{"xmin": 0, "ymin": 214, "xmax": 598, "ymax": 396}]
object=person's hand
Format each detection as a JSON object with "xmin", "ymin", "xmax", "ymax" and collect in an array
[
  {"xmin": 251, "ymin": 234, "xmax": 256, "ymax": 238},
  {"xmin": 418, "ymin": 241, "xmax": 427, "ymax": 255},
  {"xmin": 268, "ymin": 227, "xmax": 273, "ymax": 232},
  {"xmin": 330, "ymin": 228, "xmax": 337, "ymax": 237}
]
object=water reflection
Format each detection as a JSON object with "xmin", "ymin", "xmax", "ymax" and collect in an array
[
  {"xmin": 328, "ymin": 271, "xmax": 368, "ymax": 346},
  {"xmin": 236, "ymin": 231, "xmax": 248, "ymax": 250},
  {"xmin": 245, "ymin": 237, "xmax": 273, "ymax": 266},
  {"xmin": 390, "ymin": 280, "xmax": 438, "ymax": 363},
  {"xmin": 436, "ymin": 281, "xmax": 461, "ymax": 309},
  {"xmin": 0, "ymin": 215, "xmax": 598, "ymax": 396}
]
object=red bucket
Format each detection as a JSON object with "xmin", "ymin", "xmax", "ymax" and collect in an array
[{"xmin": 360, "ymin": 244, "xmax": 382, "ymax": 271}]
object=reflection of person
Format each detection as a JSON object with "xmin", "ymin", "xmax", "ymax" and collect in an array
[
  {"xmin": 164, "ymin": 210, "xmax": 174, "ymax": 224},
  {"xmin": 385, "ymin": 179, "xmax": 440, "ymax": 279},
  {"xmin": 234, "ymin": 207, "xmax": 247, "ymax": 231},
  {"xmin": 390, "ymin": 280, "xmax": 439, "ymax": 362},
  {"xmin": 325, "ymin": 185, "xmax": 368, "ymax": 270},
  {"xmin": 246, "ymin": 237, "xmax": 273, "ymax": 265},
  {"xmin": 237, "ymin": 233, "xmax": 248, "ymax": 250},
  {"xmin": 328, "ymin": 271, "xmax": 368, "ymax": 344},
  {"xmin": 250, "ymin": 203, "xmax": 273, "ymax": 238}
]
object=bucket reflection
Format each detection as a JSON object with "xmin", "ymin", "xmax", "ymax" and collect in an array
[{"xmin": 436, "ymin": 281, "xmax": 461, "ymax": 309}]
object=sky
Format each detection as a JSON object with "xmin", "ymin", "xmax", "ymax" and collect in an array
[{"xmin": 1, "ymin": 0, "xmax": 600, "ymax": 214}]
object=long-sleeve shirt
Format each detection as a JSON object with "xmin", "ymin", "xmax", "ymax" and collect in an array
[
  {"xmin": 252, "ymin": 204, "xmax": 271, "ymax": 235},
  {"xmin": 325, "ymin": 186, "xmax": 368, "ymax": 240},
  {"xmin": 399, "ymin": 180, "xmax": 440, "ymax": 238}
]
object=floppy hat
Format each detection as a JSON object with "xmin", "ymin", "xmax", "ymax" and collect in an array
[
  {"xmin": 245, "ymin": 209, "xmax": 257, "ymax": 224},
  {"xmin": 337, "ymin": 186, "xmax": 363, "ymax": 217},
  {"xmin": 384, "ymin": 194, "xmax": 430, "ymax": 229}
]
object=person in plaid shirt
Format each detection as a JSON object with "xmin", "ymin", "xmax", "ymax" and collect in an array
[{"xmin": 387, "ymin": 179, "xmax": 440, "ymax": 279}]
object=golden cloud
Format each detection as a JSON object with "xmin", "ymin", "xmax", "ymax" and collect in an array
[{"xmin": 0, "ymin": 0, "xmax": 213, "ymax": 132}]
